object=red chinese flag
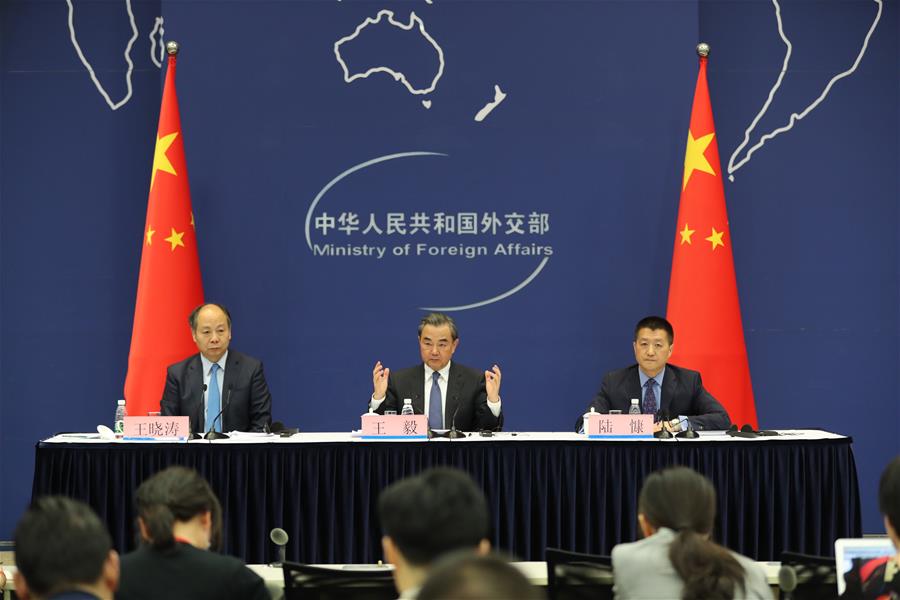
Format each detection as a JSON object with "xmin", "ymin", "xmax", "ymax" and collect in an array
[
  {"xmin": 666, "ymin": 52, "xmax": 758, "ymax": 428},
  {"xmin": 124, "ymin": 50, "xmax": 204, "ymax": 417}
]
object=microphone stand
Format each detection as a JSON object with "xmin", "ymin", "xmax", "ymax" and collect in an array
[
  {"xmin": 191, "ymin": 384, "xmax": 207, "ymax": 440},
  {"xmin": 205, "ymin": 385, "xmax": 233, "ymax": 441},
  {"xmin": 654, "ymin": 412, "xmax": 673, "ymax": 439},
  {"xmin": 447, "ymin": 404, "xmax": 466, "ymax": 439}
]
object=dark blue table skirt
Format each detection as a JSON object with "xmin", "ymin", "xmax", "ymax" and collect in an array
[{"xmin": 32, "ymin": 436, "xmax": 861, "ymax": 564}]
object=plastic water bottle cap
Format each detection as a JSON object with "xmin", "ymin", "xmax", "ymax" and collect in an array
[
  {"xmin": 589, "ymin": 407, "xmax": 595, "ymax": 413},
  {"xmin": 117, "ymin": 399, "xmax": 126, "ymax": 405}
]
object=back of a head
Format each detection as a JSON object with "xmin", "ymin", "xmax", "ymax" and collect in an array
[
  {"xmin": 15, "ymin": 496, "xmax": 113, "ymax": 597},
  {"xmin": 418, "ymin": 552, "xmax": 543, "ymax": 600},
  {"xmin": 639, "ymin": 466, "xmax": 745, "ymax": 600},
  {"xmin": 378, "ymin": 467, "xmax": 489, "ymax": 566},
  {"xmin": 879, "ymin": 456, "xmax": 900, "ymax": 535},
  {"xmin": 135, "ymin": 466, "xmax": 222, "ymax": 551}
]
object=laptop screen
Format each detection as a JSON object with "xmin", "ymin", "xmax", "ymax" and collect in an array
[{"xmin": 834, "ymin": 537, "xmax": 895, "ymax": 595}]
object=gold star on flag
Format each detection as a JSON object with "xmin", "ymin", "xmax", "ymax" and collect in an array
[
  {"xmin": 145, "ymin": 225, "xmax": 155, "ymax": 246},
  {"xmin": 679, "ymin": 223, "xmax": 695, "ymax": 245},
  {"xmin": 705, "ymin": 227, "xmax": 725, "ymax": 250},
  {"xmin": 164, "ymin": 227, "xmax": 185, "ymax": 251},
  {"xmin": 150, "ymin": 132, "xmax": 179, "ymax": 191},
  {"xmin": 683, "ymin": 130, "xmax": 716, "ymax": 190}
]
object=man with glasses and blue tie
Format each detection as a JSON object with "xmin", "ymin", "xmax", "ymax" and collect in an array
[
  {"xmin": 161, "ymin": 303, "xmax": 272, "ymax": 436},
  {"xmin": 576, "ymin": 316, "xmax": 730, "ymax": 434},
  {"xmin": 369, "ymin": 313, "xmax": 502, "ymax": 432}
]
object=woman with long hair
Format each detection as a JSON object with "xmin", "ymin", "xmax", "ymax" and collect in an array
[
  {"xmin": 116, "ymin": 466, "xmax": 268, "ymax": 600},
  {"xmin": 612, "ymin": 466, "xmax": 771, "ymax": 599}
]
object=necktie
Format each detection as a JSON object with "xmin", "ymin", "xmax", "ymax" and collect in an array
[
  {"xmin": 429, "ymin": 371, "xmax": 443, "ymax": 430},
  {"xmin": 207, "ymin": 363, "xmax": 221, "ymax": 433},
  {"xmin": 643, "ymin": 378, "xmax": 658, "ymax": 417}
]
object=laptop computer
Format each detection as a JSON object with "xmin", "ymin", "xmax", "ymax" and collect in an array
[{"xmin": 834, "ymin": 537, "xmax": 895, "ymax": 595}]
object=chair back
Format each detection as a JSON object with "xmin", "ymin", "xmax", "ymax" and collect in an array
[
  {"xmin": 282, "ymin": 562, "xmax": 397, "ymax": 600},
  {"xmin": 545, "ymin": 547, "xmax": 613, "ymax": 600}
]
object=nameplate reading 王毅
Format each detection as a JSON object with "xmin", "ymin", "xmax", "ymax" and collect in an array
[
  {"xmin": 361, "ymin": 413, "xmax": 429, "ymax": 439},
  {"xmin": 122, "ymin": 416, "xmax": 190, "ymax": 441},
  {"xmin": 584, "ymin": 413, "xmax": 654, "ymax": 439}
]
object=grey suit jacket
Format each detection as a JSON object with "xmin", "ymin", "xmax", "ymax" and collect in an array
[
  {"xmin": 160, "ymin": 350, "xmax": 272, "ymax": 433},
  {"xmin": 611, "ymin": 528, "xmax": 773, "ymax": 599},
  {"xmin": 372, "ymin": 362, "xmax": 502, "ymax": 432},
  {"xmin": 576, "ymin": 363, "xmax": 731, "ymax": 432}
]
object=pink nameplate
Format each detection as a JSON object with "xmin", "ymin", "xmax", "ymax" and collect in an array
[
  {"xmin": 584, "ymin": 413, "xmax": 654, "ymax": 438},
  {"xmin": 361, "ymin": 413, "xmax": 429, "ymax": 439},
  {"xmin": 123, "ymin": 416, "xmax": 190, "ymax": 440}
]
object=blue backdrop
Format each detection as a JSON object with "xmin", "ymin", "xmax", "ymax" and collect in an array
[{"xmin": 1, "ymin": 0, "xmax": 897, "ymax": 541}]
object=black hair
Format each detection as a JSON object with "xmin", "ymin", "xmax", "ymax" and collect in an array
[
  {"xmin": 14, "ymin": 496, "xmax": 112, "ymax": 596},
  {"xmin": 188, "ymin": 303, "xmax": 232, "ymax": 331},
  {"xmin": 418, "ymin": 551, "xmax": 544, "ymax": 600},
  {"xmin": 639, "ymin": 467, "xmax": 745, "ymax": 600},
  {"xmin": 879, "ymin": 456, "xmax": 900, "ymax": 534},
  {"xmin": 418, "ymin": 313, "xmax": 459, "ymax": 341},
  {"xmin": 134, "ymin": 466, "xmax": 223, "ymax": 551},
  {"xmin": 378, "ymin": 468, "xmax": 488, "ymax": 566},
  {"xmin": 634, "ymin": 315, "xmax": 674, "ymax": 345}
]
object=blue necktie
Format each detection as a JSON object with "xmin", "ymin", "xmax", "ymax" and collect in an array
[
  {"xmin": 643, "ymin": 378, "xmax": 658, "ymax": 417},
  {"xmin": 207, "ymin": 363, "xmax": 221, "ymax": 433},
  {"xmin": 429, "ymin": 371, "xmax": 443, "ymax": 430}
]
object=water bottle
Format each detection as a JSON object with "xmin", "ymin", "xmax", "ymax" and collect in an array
[
  {"xmin": 114, "ymin": 399, "xmax": 127, "ymax": 435},
  {"xmin": 401, "ymin": 398, "xmax": 414, "ymax": 415},
  {"xmin": 628, "ymin": 398, "xmax": 641, "ymax": 415}
]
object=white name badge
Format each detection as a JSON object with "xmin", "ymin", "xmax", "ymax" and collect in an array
[{"xmin": 360, "ymin": 413, "xmax": 429, "ymax": 439}]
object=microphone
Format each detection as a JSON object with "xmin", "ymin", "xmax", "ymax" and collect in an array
[
  {"xmin": 654, "ymin": 411, "xmax": 673, "ymax": 439},
  {"xmin": 205, "ymin": 384, "xmax": 233, "ymax": 441},
  {"xmin": 777, "ymin": 565, "xmax": 797, "ymax": 600},
  {"xmin": 447, "ymin": 402, "xmax": 466, "ymax": 439},
  {"xmin": 191, "ymin": 384, "xmax": 208, "ymax": 440},
  {"xmin": 676, "ymin": 418, "xmax": 699, "ymax": 439},
  {"xmin": 269, "ymin": 527, "xmax": 289, "ymax": 567}
]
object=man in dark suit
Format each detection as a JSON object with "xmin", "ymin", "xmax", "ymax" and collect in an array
[
  {"xmin": 370, "ymin": 313, "xmax": 502, "ymax": 432},
  {"xmin": 161, "ymin": 303, "xmax": 272, "ymax": 434},
  {"xmin": 577, "ymin": 316, "xmax": 731, "ymax": 433},
  {"xmin": 14, "ymin": 496, "xmax": 119, "ymax": 600}
]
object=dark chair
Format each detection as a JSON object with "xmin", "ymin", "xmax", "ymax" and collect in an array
[
  {"xmin": 779, "ymin": 551, "xmax": 838, "ymax": 600},
  {"xmin": 282, "ymin": 561, "xmax": 398, "ymax": 600},
  {"xmin": 545, "ymin": 547, "xmax": 614, "ymax": 600}
]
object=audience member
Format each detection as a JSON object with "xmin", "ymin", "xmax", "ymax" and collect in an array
[
  {"xmin": 378, "ymin": 467, "xmax": 491, "ymax": 599},
  {"xmin": 116, "ymin": 466, "xmax": 268, "ymax": 600},
  {"xmin": 612, "ymin": 466, "xmax": 771, "ymax": 599},
  {"xmin": 417, "ymin": 551, "xmax": 543, "ymax": 600},
  {"xmin": 14, "ymin": 496, "xmax": 119, "ymax": 600},
  {"xmin": 841, "ymin": 455, "xmax": 900, "ymax": 598}
]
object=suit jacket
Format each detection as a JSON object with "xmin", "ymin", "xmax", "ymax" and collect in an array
[
  {"xmin": 373, "ymin": 362, "xmax": 502, "ymax": 432},
  {"xmin": 117, "ymin": 543, "xmax": 269, "ymax": 600},
  {"xmin": 611, "ymin": 527, "xmax": 772, "ymax": 600},
  {"xmin": 576, "ymin": 363, "xmax": 731, "ymax": 432},
  {"xmin": 160, "ymin": 350, "xmax": 272, "ymax": 433}
]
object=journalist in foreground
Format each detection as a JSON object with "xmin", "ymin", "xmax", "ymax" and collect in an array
[
  {"xmin": 612, "ymin": 466, "xmax": 772, "ymax": 599},
  {"xmin": 577, "ymin": 315, "xmax": 730, "ymax": 433},
  {"xmin": 117, "ymin": 466, "xmax": 268, "ymax": 600},
  {"xmin": 369, "ymin": 312, "xmax": 502, "ymax": 432},
  {"xmin": 840, "ymin": 455, "xmax": 900, "ymax": 598},
  {"xmin": 160, "ymin": 303, "xmax": 272, "ymax": 434}
]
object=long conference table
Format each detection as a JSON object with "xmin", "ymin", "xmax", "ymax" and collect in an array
[{"xmin": 31, "ymin": 430, "xmax": 861, "ymax": 564}]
